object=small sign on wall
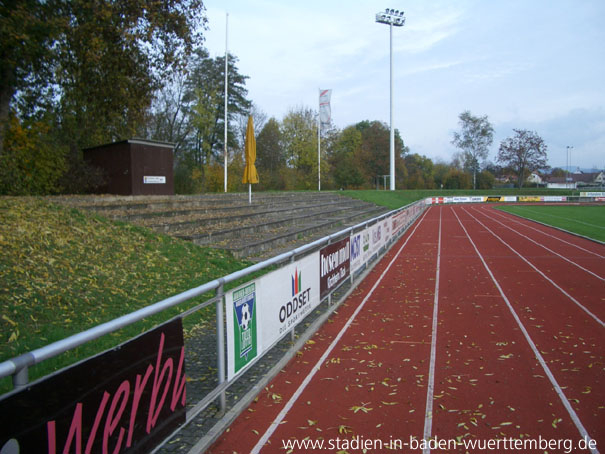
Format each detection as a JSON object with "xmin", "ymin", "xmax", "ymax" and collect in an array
[{"xmin": 144, "ymin": 176, "xmax": 166, "ymax": 184}]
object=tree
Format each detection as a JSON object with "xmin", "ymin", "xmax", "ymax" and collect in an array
[
  {"xmin": 433, "ymin": 161, "xmax": 451, "ymax": 189},
  {"xmin": 476, "ymin": 170, "xmax": 495, "ymax": 189},
  {"xmin": 451, "ymin": 111, "xmax": 494, "ymax": 189},
  {"xmin": 183, "ymin": 49, "xmax": 251, "ymax": 165},
  {"xmin": 143, "ymin": 69, "xmax": 192, "ymax": 156},
  {"xmin": 355, "ymin": 120, "xmax": 407, "ymax": 188},
  {"xmin": 444, "ymin": 169, "xmax": 472, "ymax": 189},
  {"xmin": 256, "ymin": 118, "xmax": 286, "ymax": 189},
  {"xmin": 550, "ymin": 167, "xmax": 566, "ymax": 178},
  {"xmin": 2, "ymin": 0, "xmax": 206, "ymax": 193},
  {"xmin": 0, "ymin": 113, "xmax": 66, "ymax": 194},
  {"xmin": 497, "ymin": 129, "xmax": 548, "ymax": 188},
  {"xmin": 280, "ymin": 107, "xmax": 319, "ymax": 189},
  {"xmin": 404, "ymin": 153, "xmax": 435, "ymax": 189},
  {"xmin": 330, "ymin": 126, "xmax": 364, "ymax": 189},
  {"xmin": 0, "ymin": 0, "xmax": 63, "ymax": 157}
]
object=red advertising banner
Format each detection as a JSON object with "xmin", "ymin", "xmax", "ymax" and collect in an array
[
  {"xmin": 319, "ymin": 237, "xmax": 350, "ymax": 299},
  {"xmin": 0, "ymin": 318, "xmax": 186, "ymax": 454}
]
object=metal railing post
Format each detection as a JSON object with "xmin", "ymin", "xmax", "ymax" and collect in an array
[
  {"xmin": 215, "ymin": 280, "xmax": 226, "ymax": 414},
  {"xmin": 290, "ymin": 254, "xmax": 296, "ymax": 342},
  {"xmin": 13, "ymin": 365, "xmax": 28, "ymax": 390}
]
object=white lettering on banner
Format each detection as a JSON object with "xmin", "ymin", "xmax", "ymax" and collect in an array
[{"xmin": 320, "ymin": 242, "xmax": 350, "ymax": 278}]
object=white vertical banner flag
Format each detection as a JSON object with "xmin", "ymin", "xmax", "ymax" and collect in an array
[{"xmin": 319, "ymin": 89, "xmax": 332, "ymax": 131}]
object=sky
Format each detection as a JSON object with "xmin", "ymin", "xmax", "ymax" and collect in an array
[{"xmin": 201, "ymin": 0, "xmax": 605, "ymax": 171}]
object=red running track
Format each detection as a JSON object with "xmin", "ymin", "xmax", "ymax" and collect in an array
[{"xmin": 207, "ymin": 205, "xmax": 604, "ymax": 454}]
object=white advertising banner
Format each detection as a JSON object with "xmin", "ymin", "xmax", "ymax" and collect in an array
[
  {"xmin": 543, "ymin": 196, "xmax": 567, "ymax": 202},
  {"xmin": 361, "ymin": 227, "xmax": 372, "ymax": 265},
  {"xmin": 349, "ymin": 231, "xmax": 364, "ymax": 274},
  {"xmin": 381, "ymin": 217, "xmax": 392, "ymax": 245},
  {"xmin": 226, "ymin": 251, "xmax": 320, "ymax": 380},
  {"xmin": 369, "ymin": 221, "xmax": 385, "ymax": 257},
  {"xmin": 260, "ymin": 251, "xmax": 320, "ymax": 349},
  {"xmin": 391, "ymin": 211, "xmax": 404, "ymax": 235},
  {"xmin": 581, "ymin": 192, "xmax": 605, "ymax": 197}
]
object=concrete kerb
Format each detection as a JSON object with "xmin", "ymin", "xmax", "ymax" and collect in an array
[{"xmin": 184, "ymin": 222, "xmax": 411, "ymax": 454}]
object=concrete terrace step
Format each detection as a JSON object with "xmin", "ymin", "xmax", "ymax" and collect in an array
[
  {"xmin": 51, "ymin": 192, "xmax": 388, "ymax": 260},
  {"xmin": 108, "ymin": 198, "xmax": 339, "ymax": 222},
  {"xmin": 214, "ymin": 205, "xmax": 388, "ymax": 259},
  {"xmin": 53, "ymin": 192, "xmax": 343, "ymax": 213},
  {"xmin": 169, "ymin": 200, "xmax": 372, "ymax": 238},
  {"xmin": 137, "ymin": 199, "xmax": 368, "ymax": 230}
]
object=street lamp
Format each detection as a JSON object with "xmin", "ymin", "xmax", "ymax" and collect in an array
[
  {"xmin": 376, "ymin": 8, "xmax": 405, "ymax": 191},
  {"xmin": 566, "ymin": 145, "xmax": 573, "ymax": 189}
]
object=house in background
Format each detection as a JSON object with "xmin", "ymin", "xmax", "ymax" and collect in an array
[{"xmin": 544, "ymin": 171, "xmax": 604, "ymax": 189}]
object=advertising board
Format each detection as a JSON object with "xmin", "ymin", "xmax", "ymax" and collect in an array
[
  {"xmin": 349, "ymin": 231, "xmax": 364, "ymax": 274},
  {"xmin": 320, "ymin": 238, "xmax": 350, "ymax": 299},
  {"xmin": 226, "ymin": 252, "xmax": 320, "ymax": 380},
  {"xmin": 581, "ymin": 192, "xmax": 605, "ymax": 197},
  {"xmin": 0, "ymin": 319, "xmax": 186, "ymax": 454}
]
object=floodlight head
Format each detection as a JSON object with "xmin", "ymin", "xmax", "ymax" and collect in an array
[{"xmin": 376, "ymin": 7, "xmax": 406, "ymax": 26}]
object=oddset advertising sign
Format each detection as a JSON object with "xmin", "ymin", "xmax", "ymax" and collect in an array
[
  {"xmin": 0, "ymin": 319, "xmax": 186, "ymax": 454},
  {"xmin": 226, "ymin": 252, "xmax": 320, "ymax": 380}
]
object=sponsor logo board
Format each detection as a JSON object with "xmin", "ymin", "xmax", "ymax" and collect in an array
[
  {"xmin": 320, "ymin": 238, "xmax": 350, "ymax": 299},
  {"xmin": 350, "ymin": 232, "xmax": 363, "ymax": 274},
  {"xmin": 226, "ymin": 252, "xmax": 320, "ymax": 380},
  {"xmin": 0, "ymin": 319, "xmax": 186, "ymax": 454}
]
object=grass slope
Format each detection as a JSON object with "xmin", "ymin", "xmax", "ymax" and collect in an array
[
  {"xmin": 0, "ymin": 198, "xmax": 253, "ymax": 392},
  {"xmin": 497, "ymin": 205, "xmax": 605, "ymax": 242}
]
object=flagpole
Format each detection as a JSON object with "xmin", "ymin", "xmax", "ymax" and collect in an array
[
  {"xmin": 318, "ymin": 88, "xmax": 321, "ymax": 192},
  {"xmin": 224, "ymin": 12, "xmax": 229, "ymax": 193}
]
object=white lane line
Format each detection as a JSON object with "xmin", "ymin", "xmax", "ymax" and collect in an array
[
  {"xmin": 452, "ymin": 207, "xmax": 599, "ymax": 454},
  {"xmin": 470, "ymin": 206, "xmax": 604, "ymax": 281},
  {"xmin": 490, "ymin": 208, "xmax": 604, "ymax": 259},
  {"xmin": 250, "ymin": 208, "xmax": 432, "ymax": 454},
  {"xmin": 422, "ymin": 207, "xmax": 442, "ymax": 454},
  {"xmin": 461, "ymin": 207, "xmax": 604, "ymax": 328}
]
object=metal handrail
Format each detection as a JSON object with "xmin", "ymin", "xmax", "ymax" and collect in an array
[{"xmin": 0, "ymin": 200, "xmax": 420, "ymax": 384}]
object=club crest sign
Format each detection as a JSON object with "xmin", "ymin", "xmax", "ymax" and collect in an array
[{"xmin": 230, "ymin": 283, "xmax": 258, "ymax": 376}]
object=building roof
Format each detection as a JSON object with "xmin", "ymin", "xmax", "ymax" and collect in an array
[
  {"xmin": 83, "ymin": 138, "xmax": 175, "ymax": 151},
  {"xmin": 545, "ymin": 172, "xmax": 602, "ymax": 184}
]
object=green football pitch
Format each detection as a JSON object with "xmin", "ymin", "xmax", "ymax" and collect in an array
[{"xmin": 497, "ymin": 204, "xmax": 605, "ymax": 242}]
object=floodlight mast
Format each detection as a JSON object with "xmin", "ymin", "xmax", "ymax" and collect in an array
[{"xmin": 376, "ymin": 8, "xmax": 405, "ymax": 191}]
